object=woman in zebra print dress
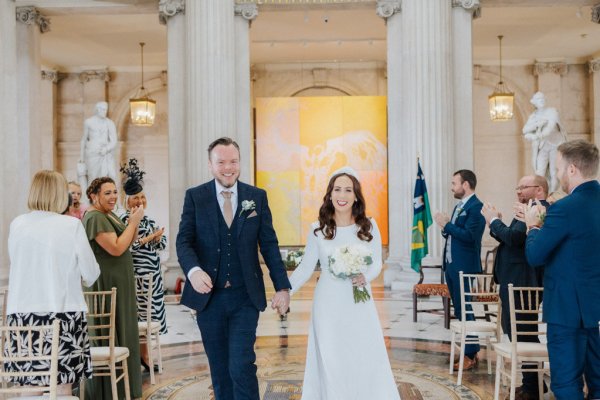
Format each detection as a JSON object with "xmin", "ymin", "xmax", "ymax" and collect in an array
[{"xmin": 121, "ymin": 160, "xmax": 168, "ymax": 370}]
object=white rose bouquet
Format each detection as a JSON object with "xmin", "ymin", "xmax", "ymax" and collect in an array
[{"xmin": 328, "ymin": 244, "xmax": 373, "ymax": 303}]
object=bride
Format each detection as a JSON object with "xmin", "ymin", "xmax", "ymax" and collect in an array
[{"xmin": 287, "ymin": 167, "xmax": 400, "ymax": 400}]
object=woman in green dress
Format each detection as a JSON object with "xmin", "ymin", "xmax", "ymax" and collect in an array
[{"xmin": 82, "ymin": 176, "xmax": 144, "ymax": 399}]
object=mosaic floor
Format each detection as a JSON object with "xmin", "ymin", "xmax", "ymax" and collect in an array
[{"xmin": 140, "ymin": 267, "xmax": 553, "ymax": 400}]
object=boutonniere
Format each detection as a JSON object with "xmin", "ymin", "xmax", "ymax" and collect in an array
[{"xmin": 239, "ymin": 200, "xmax": 256, "ymax": 217}]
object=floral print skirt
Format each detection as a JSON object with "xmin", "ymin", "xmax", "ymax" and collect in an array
[{"xmin": 5, "ymin": 311, "xmax": 93, "ymax": 386}]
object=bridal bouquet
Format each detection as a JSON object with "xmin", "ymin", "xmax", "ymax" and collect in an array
[{"xmin": 328, "ymin": 244, "xmax": 373, "ymax": 303}]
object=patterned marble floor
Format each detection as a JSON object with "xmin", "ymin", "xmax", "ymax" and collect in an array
[{"xmin": 141, "ymin": 267, "xmax": 553, "ymax": 400}]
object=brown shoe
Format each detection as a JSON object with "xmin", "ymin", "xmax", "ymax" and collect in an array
[
  {"xmin": 447, "ymin": 355, "xmax": 460, "ymax": 364},
  {"xmin": 453, "ymin": 355, "xmax": 478, "ymax": 371}
]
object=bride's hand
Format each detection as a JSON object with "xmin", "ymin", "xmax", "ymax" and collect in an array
[{"xmin": 352, "ymin": 274, "xmax": 366, "ymax": 287}]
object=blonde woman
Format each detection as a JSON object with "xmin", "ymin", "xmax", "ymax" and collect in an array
[{"xmin": 6, "ymin": 170, "xmax": 100, "ymax": 395}]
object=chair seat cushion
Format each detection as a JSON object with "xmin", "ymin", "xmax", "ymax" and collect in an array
[
  {"xmin": 493, "ymin": 341, "xmax": 549, "ymax": 359},
  {"xmin": 138, "ymin": 321, "xmax": 161, "ymax": 334},
  {"xmin": 90, "ymin": 346, "xmax": 130, "ymax": 361},
  {"xmin": 10, "ymin": 396, "xmax": 79, "ymax": 400},
  {"xmin": 474, "ymin": 294, "xmax": 500, "ymax": 302},
  {"xmin": 450, "ymin": 320, "xmax": 497, "ymax": 333},
  {"xmin": 413, "ymin": 283, "xmax": 450, "ymax": 297}
]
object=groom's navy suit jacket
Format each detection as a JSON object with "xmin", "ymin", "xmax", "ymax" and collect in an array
[
  {"xmin": 526, "ymin": 180, "xmax": 600, "ymax": 328},
  {"xmin": 176, "ymin": 180, "xmax": 291, "ymax": 312}
]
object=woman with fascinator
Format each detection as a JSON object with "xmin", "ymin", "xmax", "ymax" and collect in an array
[
  {"xmin": 120, "ymin": 159, "xmax": 168, "ymax": 371},
  {"xmin": 286, "ymin": 167, "xmax": 400, "ymax": 399}
]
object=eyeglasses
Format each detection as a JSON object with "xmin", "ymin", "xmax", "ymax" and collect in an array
[{"xmin": 515, "ymin": 185, "xmax": 540, "ymax": 191}]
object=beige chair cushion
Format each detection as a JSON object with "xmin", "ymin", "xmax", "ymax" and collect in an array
[
  {"xmin": 90, "ymin": 346, "xmax": 130, "ymax": 362},
  {"xmin": 10, "ymin": 396, "xmax": 79, "ymax": 400},
  {"xmin": 450, "ymin": 320, "xmax": 497, "ymax": 333},
  {"xmin": 138, "ymin": 321, "xmax": 161, "ymax": 334},
  {"xmin": 493, "ymin": 341, "xmax": 548, "ymax": 359}
]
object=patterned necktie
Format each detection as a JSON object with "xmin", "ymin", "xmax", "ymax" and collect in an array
[{"xmin": 222, "ymin": 190, "xmax": 233, "ymax": 228}]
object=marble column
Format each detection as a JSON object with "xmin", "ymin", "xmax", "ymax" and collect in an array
[
  {"xmin": 379, "ymin": 0, "xmax": 454, "ymax": 286},
  {"xmin": 185, "ymin": 0, "xmax": 237, "ymax": 186},
  {"xmin": 533, "ymin": 61, "xmax": 568, "ymax": 112},
  {"xmin": 159, "ymin": 0, "xmax": 186, "ymax": 285},
  {"xmin": 79, "ymin": 69, "xmax": 110, "ymax": 117},
  {"xmin": 452, "ymin": 0, "xmax": 480, "ymax": 170},
  {"xmin": 234, "ymin": 3, "xmax": 257, "ymax": 184},
  {"xmin": 0, "ymin": 0, "xmax": 19, "ymax": 282},
  {"xmin": 590, "ymin": 59, "xmax": 600, "ymax": 146},
  {"xmin": 16, "ymin": 6, "xmax": 49, "ymax": 188},
  {"xmin": 41, "ymin": 70, "xmax": 59, "ymax": 169}
]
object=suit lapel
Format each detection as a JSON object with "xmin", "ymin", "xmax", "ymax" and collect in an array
[
  {"xmin": 203, "ymin": 181, "xmax": 219, "ymax": 238},
  {"xmin": 236, "ymin": 182, "xmax": 249, "ymax": 237}
]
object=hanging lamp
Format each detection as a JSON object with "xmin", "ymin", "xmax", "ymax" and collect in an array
[
  {"xmin": 129, "ymin": 42, "xmax": 156, "ymax": 126},
  {"xmin": 488, "ymin": 35, "xmax": 514, "ymax": 121}
]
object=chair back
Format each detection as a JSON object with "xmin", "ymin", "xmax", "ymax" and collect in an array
[
  {"xmin": 84, "ymin": 288, "xmax": 117, "ymax": 358},
  {"xmin": 0, "ymin": 320, "xmax": 60, "ymax": 399},
  {"xmin": 136, "ymin": 275, "xmax": 154, "ymax": 331},
  {"xmin": 508, "ymin": 284, "xmax": 545, "ymax": 348},
  {"xmin": 459, "ymin": 272, "xmax": 500, "ymax": 324}
]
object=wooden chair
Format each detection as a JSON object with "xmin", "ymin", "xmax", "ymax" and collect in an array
[
  {"xmin": 449, "ymin": 272, "xmax": 502, "ymax": 386},
  {"xmin": 136, "ymin": 275, "xmax": 163, "ymax": 385},
  {"xmin": 493, "ymin": 285, "xmax": 548, "ymax": 400},
  {"xmin": 412, "ymin": 264, "xmax": 451, "ymax": 329},
  {"xmin": 81, "ymin": 288, "xmax": 131, "ymax": 400},
  {"xmin": 0, "ymin": 320, "xmax": 78, "ymax": 399}
]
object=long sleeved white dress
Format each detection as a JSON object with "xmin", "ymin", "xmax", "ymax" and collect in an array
[{"xmin": 289, "ymin": 219, "xmax": 400, "ymax": 400}]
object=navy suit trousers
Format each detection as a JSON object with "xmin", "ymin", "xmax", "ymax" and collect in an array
[
  {"xmin": 547, "ymin": 323, "xmax": 600, "ymax": 400},
  {"xmin": 196, "ymin": 288, "xmax": 260, "ymax": 400}
]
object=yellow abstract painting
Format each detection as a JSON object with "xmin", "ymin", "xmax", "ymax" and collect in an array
[{"xmin": 256, "ymin": 96, "xmax": 388, "ymax": 245}]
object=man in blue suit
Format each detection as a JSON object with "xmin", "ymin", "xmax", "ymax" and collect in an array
[
  {"xmin": 434, "ymin": 169, "xmax": 486, "ymax": 371},
  {"xmin": 177, "ymin": 137, "xmax": 291, "ymax": 400},
  {"xmin": 525, "ymin": 140, "xmax": 600, "ymax": 400}
]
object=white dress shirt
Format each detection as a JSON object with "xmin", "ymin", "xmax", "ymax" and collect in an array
[{"xmin": 7, "ymin": 211, "xmax": 100, "ymax": 314}]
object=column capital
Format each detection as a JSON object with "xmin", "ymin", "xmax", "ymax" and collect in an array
[
  {"xmin": 533, "ymin": 61, "xmax": 568, "ymax": 76},
  {"xmin": 16, "ymin": 6, "xmax": 50, "ymax": 33},
  {"xmin": 235, "ymin": 3, "xmax": 258, "ymax": 21},
  {"xmin": 452, "ymin": 0, "xmax": 481, "ymax": 19},
  {"xmin": 78, "ymin": 69, "xmax": 111, "ymax": 83},
  {"xmin": 589, "ymin": 59, "xmax": 600, "ymax": 74},
  {"xmin": 41, "ymin": 70, "xmax": 59, "ymax": 83},
  {"xmin": 592, "ymin": 3, "xmax": 600, "ymax": 24},
  {"xmin": 159, "ymin": 0, "xmax": 185, "ymax": 25},
  {"xmin": 376, "ymin": 0, "xmax": 401, "ymax": 20}
]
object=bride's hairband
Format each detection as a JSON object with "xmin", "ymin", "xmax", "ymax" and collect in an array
[{"xmin": 329, "ymin": 166, "xmax": 360, "ymax": 181}]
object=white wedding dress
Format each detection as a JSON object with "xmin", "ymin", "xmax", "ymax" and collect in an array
[{"xmin": 289, "ymin": 219, "xmax": 400, "ymax": 400}]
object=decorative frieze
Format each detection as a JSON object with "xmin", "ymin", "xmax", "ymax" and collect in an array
[
  {"xmin": 533, "ymin": 61, "xmax": 568, "ymax": 76},
  {"xmin": 452, "ymin": 0, "xmax": 481, "ymax": 18},
  {"xmin": 376, "ymin": 0, "xmax": 401, "ymax": 19},
  {"xmin": 589, "ymin": 59, "xmax": 600, "ymax": 74},
  {"xmin": 234, "ymin": 3, "xmax": 258, "ymax": 21},
  {"xmin": 78, "ymin": 69, "xmax": 111, "ymax": 84},
  {"xmin": 592, "ymin": 3, "xmax": 600, "ymax": 24},
  {"xmin": 16, "ymin": 6, "xmax": 50, "ymax": 33},
  {"xmin": 159, "ymin": 0, "xmax": 185, "ymax": 25},
  {"xmin": 41, "ymin": 70, "xmax": 58, "ymax": 83}
]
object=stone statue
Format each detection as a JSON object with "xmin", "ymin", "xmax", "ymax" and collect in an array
[
  {"xmin": 78, "ymin": 101, "xmax": 118, "ymax": 190},
  {"xmin": 522, "ymin": 92, "xmax": 567, "ymax": 192}
]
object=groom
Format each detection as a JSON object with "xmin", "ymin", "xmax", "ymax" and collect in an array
[{"xmin": 176, "ymin": 137, "xmax": 291, "ymax": 400}]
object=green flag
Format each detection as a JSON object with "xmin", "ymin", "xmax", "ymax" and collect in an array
[{"xmin": 411, "ymin": 160, "xmax": 433, "ymax": 272}]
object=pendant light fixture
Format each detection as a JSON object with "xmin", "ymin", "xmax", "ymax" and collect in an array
[
  {"xmin": 129, "ymin": 42, "xmax": 156, "ymax": 126},
  {"xmin": 488, "ymin": 35, "xmax": 514, "ymax": 121}
]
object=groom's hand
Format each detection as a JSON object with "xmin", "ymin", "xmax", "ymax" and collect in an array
[
  {"xmin": 271, "ymin": 290, "xmax": 290, "ymax": 315},
  {"xmin": 189, "ymin": 270, "xmax": 213, "ymax": 294}
]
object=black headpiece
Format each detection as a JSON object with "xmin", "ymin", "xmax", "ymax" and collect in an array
[{"xmin": 120, "ymin": 158, "xmax": 145, "ymax": 196}]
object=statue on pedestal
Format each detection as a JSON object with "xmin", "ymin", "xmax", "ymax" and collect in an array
[
  {"xmin": 78, "ymin": 101, "xmax": 118, "ymax": 191},
  {"xmin": 522, "ymin": 92, "xmax": 567, "ymax": 192}
]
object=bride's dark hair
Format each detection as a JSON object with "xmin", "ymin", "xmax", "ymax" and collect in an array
[{"xmin": 314, "ymin": 172, "xmax": 373, "ymax": 241}]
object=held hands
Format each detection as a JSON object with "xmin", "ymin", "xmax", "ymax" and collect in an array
[
  {"xmin": 271, "ymin": 290, "xmax": 290, "ymax": 316},
  {"xmin": 481, "ymin": 202, "xmax": 501, "ymax": 226},
  {"xmin": 148, "ymin": 227, "xmax": 165, "ymax": 243},
  {"xmin": 513, "ymin": 202, "xmax": 526, "ymax": 222},
  {"xmin": 433, "ymin": 211, "xmax": 450, "ymax": 229},
  {"xmin": 189, "ymin": 270, "xmax": 213, "ymax": 294},
  {"xmin": 524, "ymin": 199, "xmax": 547, "ymax": 230}
]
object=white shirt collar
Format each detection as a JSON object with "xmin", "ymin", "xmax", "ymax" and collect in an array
[
  {"xmin": 214, "ymin": 179, "xmax": 238, "ymax": 197},
  {"xmin": 459, "ymin": 193, "xmax": 475, "ymax": 206}
]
